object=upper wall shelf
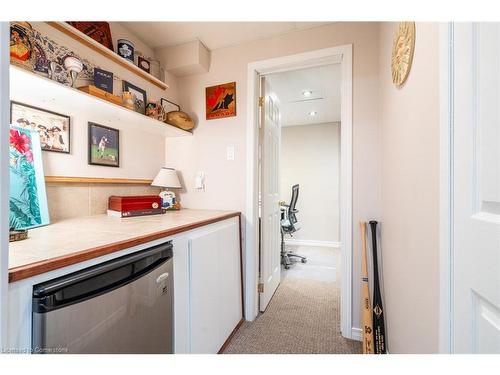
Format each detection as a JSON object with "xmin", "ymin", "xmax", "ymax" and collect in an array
[
  {"xmin": 46, "ymin": 22, "xmax": 169, "ymax": 91},
  {"xmin": 10, "ymin": 66, "xmax": 190, "ymax": 138}
]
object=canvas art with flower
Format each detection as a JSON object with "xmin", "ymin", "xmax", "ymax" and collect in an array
[{"xmin": 9, "ymin": 126, "xmax": 49, "ymax": 230}]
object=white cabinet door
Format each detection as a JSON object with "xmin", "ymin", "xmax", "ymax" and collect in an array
[
  {"xmin": 189, "ymin": 229, "xmax": 221, "ymax": 354},
  {"xmin": 188, "ymin": 219, "xmax": 242, "ymax": 353},
  {"xmin": 217, "ymin": 221, "xmax": 243, "ymax": 343}
]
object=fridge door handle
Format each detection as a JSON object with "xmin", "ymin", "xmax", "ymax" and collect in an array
[{"xmin": 156, "ymin": 272, "xmax": 170, "ymax": 284}]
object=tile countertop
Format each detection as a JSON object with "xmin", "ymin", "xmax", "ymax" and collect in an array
[{"xmin": 8, "ymin": 209, "xmax": 241, "ymax": 283}]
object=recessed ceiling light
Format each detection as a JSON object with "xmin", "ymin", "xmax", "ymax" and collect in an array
[
  {"xmin": 308, "ymin": 111, "xmax": 317, "ymax": 116},
  {"xmin": 303, "ymin": 90, "xmax": 313, "ymax": 97}
]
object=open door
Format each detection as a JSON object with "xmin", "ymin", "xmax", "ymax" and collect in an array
[
  {"xmin": 452, "ymin": 23, "xmax": 500, "ymax": 353},
  {"xmin": 258, "ymin": 76, "xmax": 282, "ymax": 312}
]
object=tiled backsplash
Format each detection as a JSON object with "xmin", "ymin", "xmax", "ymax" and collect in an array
[{"xmin": 46, "ymin": 183, "xmax": 160, "ymax": 222}]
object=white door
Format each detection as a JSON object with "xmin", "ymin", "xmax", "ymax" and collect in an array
[
  {"xmin": 452, "ymin": 23, "xmax": 500, "ymax": 353},
  {"xmin": 259, "ymin": 76, "xmax": 282, "ymax": 312}
]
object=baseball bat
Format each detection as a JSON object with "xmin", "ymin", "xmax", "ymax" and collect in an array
[
  {"xmin": 369, "ymin": 220, "xmax": 386, "ymax": 354},
  {"xmin": 360, "ymin": 221, "xmax": 374, "ymax": 354}
]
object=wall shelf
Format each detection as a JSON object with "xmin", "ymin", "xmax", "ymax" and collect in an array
[
  {"xmin": 46, "ymin": 22, "xmax": 169, "ymax": 91},
  {"xmin": 45, "ymin": 176, "xmax": 153, "ymax": 184},
  {"xmin": 10, "ymin": 66, "xmax": 191, "ymax": 138}
]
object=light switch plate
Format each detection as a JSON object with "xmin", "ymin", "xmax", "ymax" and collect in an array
[{"xmin": 226, "ymin": 146, "xmax": 235, "ymax": 161}]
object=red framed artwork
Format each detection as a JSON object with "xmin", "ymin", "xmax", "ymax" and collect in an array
[
  {"xmin": 67, "ymin": 22, "xmax": 114, "ymax": 52},
  {"xmin": 205, "ymin": 82, "xmax": 236, "ymax": 120}
]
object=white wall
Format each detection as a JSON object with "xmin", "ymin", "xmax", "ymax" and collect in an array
[
  {"xmin": 166, "ymin": 22, "xmax": 382, "ymax": 332},
  {"xmin": 378, "ymin": 22, "xmax": 440, "ymax": 353},
  {"xmin": 0, "ymin": 22, "xmax": 10, "ymax": 349},
  {"xmin": 280, "ymin": 123, "xmax": 340, "ymax": 243}
]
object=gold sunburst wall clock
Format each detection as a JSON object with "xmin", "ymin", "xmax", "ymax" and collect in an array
[{"xmin": 391, "ymin": 22, "xmax": 416, "ymax": 88}]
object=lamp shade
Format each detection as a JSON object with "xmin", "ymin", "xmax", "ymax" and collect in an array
[{"xmin": 151, "ymin": 167, "xmax": 181, "ymax": 189}]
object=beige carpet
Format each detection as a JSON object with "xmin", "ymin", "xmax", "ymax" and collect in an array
[{"xmin": 223, "ymin": 271, "xmax": 362, "ymax": 354}]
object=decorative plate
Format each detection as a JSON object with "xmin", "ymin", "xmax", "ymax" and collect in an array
[{"xmin": 391, "ymin": 22, "xmax": 416, "ymax": 88}]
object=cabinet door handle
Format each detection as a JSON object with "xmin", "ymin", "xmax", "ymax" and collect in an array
[{"xmin": 156, "ymin": 272, "xmax": 170, "ymax": 284}]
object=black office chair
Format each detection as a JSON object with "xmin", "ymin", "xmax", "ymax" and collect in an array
[{"xmin": 280, "ymin": 184, "xmax": 307, "ymax": 269}]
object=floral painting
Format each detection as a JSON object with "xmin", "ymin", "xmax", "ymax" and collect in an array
[{"xmin": 9, "ymin": 126, "xmax": 50, "ymax": 230}]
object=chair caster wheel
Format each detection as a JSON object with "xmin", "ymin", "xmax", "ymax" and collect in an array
[
  {"xmin": 285, "ymin": 265, "xmax": 290, "ymax": 269},
  {"xmin": 301, "ymin": 259, "xmax": 307, "ymax": 263}
]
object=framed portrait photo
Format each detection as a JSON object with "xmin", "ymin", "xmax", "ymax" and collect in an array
[
  {"xmin": 88, "ymin": 122, "xmax": 120, "ymax": 167},
  {"xmin": 122, "ymin": 80, "xmax": 147, "ymax": 115},
  {"xmin": 10, "ymin": 101, "xmax": 71, "ymax": 154}
]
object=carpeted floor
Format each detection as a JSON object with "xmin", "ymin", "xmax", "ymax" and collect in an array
[{"xmin": 223, "ymin": 246, "xmax": 362, "ymax": 354}]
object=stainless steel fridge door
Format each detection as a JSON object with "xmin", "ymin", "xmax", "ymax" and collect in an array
[{"xmin": 32, "ymin": 257, "xmax": 173, "ymax": 354}]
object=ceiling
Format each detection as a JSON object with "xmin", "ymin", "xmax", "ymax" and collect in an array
[
  {"xmin": 119, "ymin": 22, "xmax": 331, "ymax": 50},
  {"xmin": 266, "ymin": 64, "xmax": 341, "ymax": 127}
]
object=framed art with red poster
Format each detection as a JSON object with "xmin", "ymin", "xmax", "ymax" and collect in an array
[{"xmin": 205, "ymin": 82, "xmax": 236, "ymax": 120}]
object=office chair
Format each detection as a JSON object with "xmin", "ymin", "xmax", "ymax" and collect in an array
[{"xmin": 280, "ymin": 184, "xmax": 307, "ymax": 269}]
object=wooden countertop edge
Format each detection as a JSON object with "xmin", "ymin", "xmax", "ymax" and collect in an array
[{"xmin": 9, "ymin": 212, "xmax": 241, "ymax": 283}]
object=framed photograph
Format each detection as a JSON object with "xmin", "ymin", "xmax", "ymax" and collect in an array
[
  {"xmin": 67, "ymin": 22, "xmax": 114, "ymax": 51},
  {"xmin": 205, "ymin": 82, "xmax": 236, "ymax": 120},
  {"xmin": 9, "ymin": 126, "xmax": 50, "ymax": 230},
  {"xmin": 160, "ymin": 98, "xmax": 180, "ymax": 113},
  {"xmin": 88, "ymin": 122, "xmax": 120, "ymax": 167},
  {"xmin": 123, "ymin": 80, "xmax": 147, "ymax": 115},
  {"xmin": 10, "ymin": 101, "xmax": 71, "ymax": 154}
]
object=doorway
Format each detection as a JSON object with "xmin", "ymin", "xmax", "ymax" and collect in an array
[
  {"xmin": 244, "ymin": 45, "xmax": 354, "ymax": 339},
  {"xmin": 271, "ymin": 64, "xmax": 342, "ymax": 283}
]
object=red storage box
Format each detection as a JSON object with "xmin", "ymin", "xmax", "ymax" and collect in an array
[{"xmin": 108, "ymin": 195, "xmax": 162, "ymax": 217}]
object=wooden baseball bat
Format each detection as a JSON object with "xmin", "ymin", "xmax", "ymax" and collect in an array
[
  {"xmin": 360, "ymin": 221, "xmax": 374, "ymax": 354},
  {"xmin": 369, "ymin": 220, "xmax": 387, "ymax": 354}
]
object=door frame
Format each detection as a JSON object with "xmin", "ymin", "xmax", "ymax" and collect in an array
[
  {"xmin": 244, "ymin": 45, "xmax": 354, "ymax": 339},
  {"xmin": 438, "ymin": 21, "xmax": 453, "ymax": 354},
  {"xmin": 0, "ymin": 22, "xmax": 10, "ymax": 349}
]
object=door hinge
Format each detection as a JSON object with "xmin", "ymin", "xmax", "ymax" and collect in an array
[
  {"xmin": 258, "ymin": 283, "xmax": 264, "ymax": 294},
  {"xmin": 258, "ymin": 96, "xmax": 264, "ymax": 107}
]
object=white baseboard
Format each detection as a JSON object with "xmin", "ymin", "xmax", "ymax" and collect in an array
[
  {"xmin": 351, "ymin": 327, "xmax": 391, "ymax": 353},
  {"xmin": 351, "ymin": 327, "xmax": 362, "ymax": 342},
  {"xmin": 284, "ymin": 239, "xmax": 340, "ymax": 248}
]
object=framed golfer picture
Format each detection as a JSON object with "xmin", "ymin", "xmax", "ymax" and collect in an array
[
  {"xmin": 88, "ymin": 122, "xmax": 120, "ymax": 167},
  {"xmin": 10, "ymin": 101, "xmax": 71, "ymax": 154}
]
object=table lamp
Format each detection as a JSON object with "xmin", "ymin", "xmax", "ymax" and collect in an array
[{"xmin": 151, "ymin": 167, "xmax": 182, "ymax": 210}]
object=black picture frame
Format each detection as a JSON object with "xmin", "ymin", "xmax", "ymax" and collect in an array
[
  {"xmin": 88, "ymin": 122, "xmax": 120, "ymax": 168},
  {"xmin": 122, "ymin": 80, "xmax": 147, "ymax": 115},
  {"xmin": 10, "ymin": 101, "xmax": 72, "ymax": 154},
  {"xmin": 160, "ymin": 98, "xmax": 181, "ymax": 113}
]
